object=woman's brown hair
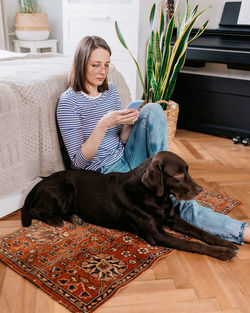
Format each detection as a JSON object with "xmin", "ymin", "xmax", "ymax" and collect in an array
[{"xmin": 69, "ymin": 36, "xmax": 112, "ymax": 93}]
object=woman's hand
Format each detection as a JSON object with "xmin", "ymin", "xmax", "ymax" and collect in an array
[
  {"xmin": 98, "ymin": 109, "xmax": 139, "ymax": 130},
  {"xmin": 81, "ymin": 109, "xmax": 139, "ymax": 161}
]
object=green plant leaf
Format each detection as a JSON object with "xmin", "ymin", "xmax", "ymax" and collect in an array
[
  {"xmin": 155, "ymin": 14, "xmax": 175, "ymax": 98},
  {"xmin": 115, "ymin": 1, "xmax": 209, "ymax": 104},
  {"xmin": 160, "ymin": 17, "xmax": 197, "ymax": 98},
  {"xmin": 154, "ymin": 32, "xmax": 162, "ymax": 81},
  {"xmin": 149, "ymin": 3, "xmax": 156, "ymax": 31},
  {"xmin": 130, "ymin": 53, "xmax": 147, "ymax": 98},
  {"xmin": 164, "ymin": 45, "xmax": 187, "ymax": 100},
  {"xmin": 164, "ymin": 6, "xmax": 209, "ymax": 88},
  {"xmin": 115, "ymin": 21, "xmax": 128, "ymax": 49},
  {"xmin": 179, "ymin": 3, "xmax": 198, "ymax": 36},
  {"xmin": 158, "ymin": 1, "xmax": 165, "ymax": 39},
  {"xmin": 188, "ymin": 20, "xmax": 209, "ymax": 44},
  {"xmin": 18, "ymin": 0, "xmax": 38, "ymax": 13},
  {"xmin": 115, "ymin": 21, "xmax": 147, "ymax": 98},
  {"xmin": 177, "ymin": 12, "xmax": 181, "ymax": 38},
  {"xmin": 185, "ymin": 0, "xmax": 190, "ymax": 22},
  {"xmin": 161, "ymin": 3, "xmax": 209, "ymax": 102},
  {"xmin": 191, "ymin": 4, "xmax": 199, "ymax": 17},
  {"xmin": 150, "ymin": 72, "xmax": 158, "ymax": 102},
  {"xmin": 146, "ymin": 30, "xmax": 155, "ymax": 101}
]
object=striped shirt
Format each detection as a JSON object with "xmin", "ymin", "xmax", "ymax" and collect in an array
[{"xmin": 57, "ymin": 82, "xmax": 124, "ymax": 170}]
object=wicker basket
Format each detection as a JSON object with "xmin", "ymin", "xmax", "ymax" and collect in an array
[
  {"xmin": 14, "ymin": 13, "xmax": 50, "ymax": 31},
  {"xmin": 157, "ymin": 100, "xmax": 179, "ymax": 146},
  {"xmin": 14, "ymin": 13, "xmax": 50, "ymax": 40}
]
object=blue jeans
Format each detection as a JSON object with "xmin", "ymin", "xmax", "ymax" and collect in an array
[{"xmin": 100, "ymin": 102, "xmax": 247, "ymax": 244}]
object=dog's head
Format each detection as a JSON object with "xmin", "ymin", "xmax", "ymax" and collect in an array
[{"xmin": 141, "ymin": 151, "xmax": 202, "ymax": 200}]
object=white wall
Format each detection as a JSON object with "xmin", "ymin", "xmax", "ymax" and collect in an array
[
  {"xmin": 37, "ymin": 0, "xmax": 63, "ymax": 52},
  {"xmin": 5, "ymin": 0, "xmax": 19, "ymax": 49},
  {"xmin": 5, "ymin": 0, "xmax": 63, "ymax": 52}
]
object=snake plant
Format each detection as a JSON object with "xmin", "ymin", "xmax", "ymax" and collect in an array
[{"xmin": 115, "ymin": 0, "xmax": 209, "ymax": 109}]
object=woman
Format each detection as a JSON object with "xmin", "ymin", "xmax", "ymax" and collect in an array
[{"xmin": 57, "ymin": 35, "xmax": 250, "ymax": 245}]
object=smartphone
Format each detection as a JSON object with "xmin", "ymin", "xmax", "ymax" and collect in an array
[{"xmin": 125, "ymin": 100, "xmax": 144, "ymax": 111}]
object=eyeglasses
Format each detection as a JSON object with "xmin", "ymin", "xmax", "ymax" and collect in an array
[{"xmin": 89, "ymin": 63, "xmax": 115, "ymax": 72}]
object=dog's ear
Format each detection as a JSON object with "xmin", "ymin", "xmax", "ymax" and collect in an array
[{"xmin": 141, "ymin": 161, "xmax": 164, "ymax": 197}]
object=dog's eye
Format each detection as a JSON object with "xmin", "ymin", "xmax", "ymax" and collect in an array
[{"xmin": 174, "ymin": 173, "xmax": 185, "ymax": 179}]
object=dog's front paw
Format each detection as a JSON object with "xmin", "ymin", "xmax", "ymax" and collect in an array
[
  {"xmin": 215, "ymin": 246, "xmax": 237, "ymax": 261},
  {"xmin": 47, "ymin": 216, "xmax": 64, "ymax": 227},
  {"xmin": 226, "ymin": 242, "xmax": 239, "ymax": 251},
  {"xmin": 70, "ymin": 214, "xmax": 84, "ymax": 225},
  {"xmin": 218, "ymin": 239, "xmax": 239, "ymax": 251}
]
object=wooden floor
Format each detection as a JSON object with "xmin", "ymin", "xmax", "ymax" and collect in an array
[{"xmin": 1, "ymin": 129, "xmax": 250, "ymax": 313}]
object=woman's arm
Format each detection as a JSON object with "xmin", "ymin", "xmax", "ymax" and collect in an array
[
  {"xmin": 82, "ymin": 109, "xmax": 139, "ymax": 159},
  {"xmin": 120, "ymin": 124, "xmax": 133, "ymax": 143},
  {"xmin": 80, "ymin": 121, "xmax": 107, "ymax": 161},
  {"xmin": 57, "ymin": 97, "xmax": 92, "ymax": 168},
  {"xmin": 119, "ymin": 109, "xmax": 139, "ymax": 143}
]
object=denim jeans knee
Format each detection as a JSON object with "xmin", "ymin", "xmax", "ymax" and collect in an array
[
  {"xmin": 124, "ymin": 102, "xmax": 168, "ymax": 169},
  {"xmin": 140, "ymin": 102, "xmax": 166, "ymax": 123}
]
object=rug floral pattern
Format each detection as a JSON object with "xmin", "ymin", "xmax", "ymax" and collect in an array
[{"xmin": 0, "ymin": 190, "xmax": 241, "ymax": 313}]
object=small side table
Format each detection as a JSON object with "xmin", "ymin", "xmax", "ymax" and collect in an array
[{"xmin": 13, "ymin": 39, "xmax": 58, "ymax": 53}]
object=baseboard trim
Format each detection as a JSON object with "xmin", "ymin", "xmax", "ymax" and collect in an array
[
  {"xmin": 0, "ymin": 177, "xmax": 42, "ymax": 218},
  {"xmin": 0, "ymin": 190, "xmax": 24, "ymax": 218}
]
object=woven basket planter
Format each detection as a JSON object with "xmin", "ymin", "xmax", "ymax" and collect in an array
[
  {"xmin": 158, "ymin": 100, "xmax": 179, "ymax": 146},
  {"xmin": 14, "ymin": 13, "xmax": 50, "ymax": 41},
  {"xmin": 139, "ymin": 99, "xmax": 179, "ymax": 147}
]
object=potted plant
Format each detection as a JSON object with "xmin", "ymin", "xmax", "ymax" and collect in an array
[
  {"xmin": 14, "ymin": 0, "xmax": 50, "ymax": 41},
  {"xmin": 115, "ymin": 0, "xmax": 210, "ymax": 144}
]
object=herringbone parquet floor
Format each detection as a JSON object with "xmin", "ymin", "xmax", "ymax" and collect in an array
[{"xmin": 0, "ymin": 129, "xmax": 250, "ymax": 313}]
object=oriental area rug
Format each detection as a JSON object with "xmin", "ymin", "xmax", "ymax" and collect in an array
[{"xmin": 0, "ymin": 190, "xmax": 241, "ymax": 313}]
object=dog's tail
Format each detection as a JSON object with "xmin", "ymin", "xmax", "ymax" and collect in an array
[{"xmin": 21, "ymin": 177, "xmax": 43, "ymax": 227}]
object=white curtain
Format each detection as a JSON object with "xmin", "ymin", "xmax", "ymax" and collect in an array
[{"xmin": 0, "ymin": 0, "xmax": 9, "ymax": 50}]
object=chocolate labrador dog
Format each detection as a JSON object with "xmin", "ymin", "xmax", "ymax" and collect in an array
[{"xmin": 21, "ymin": 151, "xmax": 238, "ymax": 260}]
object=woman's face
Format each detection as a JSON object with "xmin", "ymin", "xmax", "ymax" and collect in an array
[{"xmin": 86, "ymin": 48, "xmax": 110, "ymax": 91}]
